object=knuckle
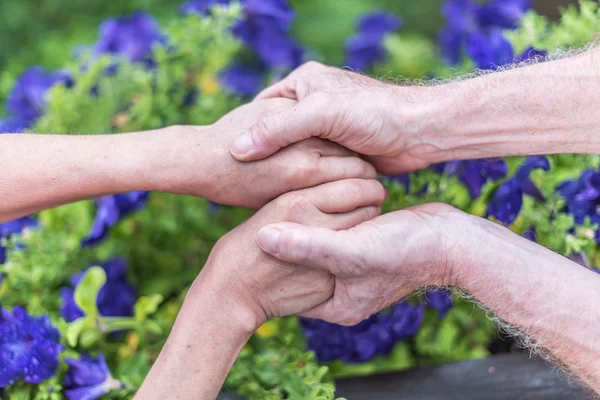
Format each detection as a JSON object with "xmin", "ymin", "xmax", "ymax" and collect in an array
[
  {"xmin": 288, "ymin": 157, "xmax": 319, "ymax": 182},
  {"xmin": 303, "ymin": 61, "xmax": 326, "ymax": 73},
  {"xmin": 276, "ymin": 194, "xmax": 313, "ymax": 223}
]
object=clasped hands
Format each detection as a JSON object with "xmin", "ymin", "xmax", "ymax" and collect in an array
[{"xmin": 137, "ymin": 58, "xmax": 600, "ymax": 398}]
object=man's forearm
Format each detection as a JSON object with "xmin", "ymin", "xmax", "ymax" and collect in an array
[
  {"xmin": 417, "ymin": 47, "xmax": 600, "ymax": 163},
  {"xmin": 0, "ymin": 127, "xmax": 210, "ymax": 222},
  {"xmin": 457, "ymin": 218, "xmax": 600, "ymax": 392}
]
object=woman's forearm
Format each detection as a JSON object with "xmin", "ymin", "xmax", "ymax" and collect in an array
[
  {"xmin": 458, "ymin": 218, "xmax": 600, "ymax": 392},
  {"xmin": 135, "ymin": 266, "xmax": 256, "ymax": 400},
  {"xmin": 0, "ymin": 127, "xmax": 211, "ymax": 222},
  {"xmin": 420, "ymin": 47, "xmax": 600, "ymax": 163}
]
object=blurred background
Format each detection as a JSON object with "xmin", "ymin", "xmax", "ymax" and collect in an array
[{"xmin": 0, "ymin": 0, "xmax": 576, "ymax": 75}]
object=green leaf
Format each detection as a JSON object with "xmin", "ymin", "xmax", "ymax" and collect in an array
[
  {"xmin": 65, "ymin": 318, "xmax": 86, "ymax": 347},
  {"xmin": 74, "ymin": 266, "xmax": 106, "ymax": 318},
  {"xmin": 134, "ymin": 294, "xmax": 164, "ymax": 322}
]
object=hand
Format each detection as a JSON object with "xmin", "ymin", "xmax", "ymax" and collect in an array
[
  {"xmin": 195, "ymin": 178, "xmax": 387, "ymax": 330},
  {"xmin": 166, "ymin": 98, "xmax": 377, "ymax": 209},
  {"xmin": 255, "ymin": 203, "xmax": 472, "ymax": 325},
  {"xmin": 229, "ymin": 62, "xmax": 441, "ymax": 174}
]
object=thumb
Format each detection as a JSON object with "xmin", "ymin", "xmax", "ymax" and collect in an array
[
  {"xmin": 230, "ymin": 93, "xmax": 333, "ymax": 161},
  {"xmin": 256, "ymin": 222, "xmax": 356, "ymax": 273}
]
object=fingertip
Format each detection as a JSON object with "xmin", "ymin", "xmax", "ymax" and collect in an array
[
  {"xmin": 230, "ymin": 132, "xmax": 255, "ymax": 160},
  {"xmin": 257, "ymin": 226, "xmax": 282, "ymax": 255}
]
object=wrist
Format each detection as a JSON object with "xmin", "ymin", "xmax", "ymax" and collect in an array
[
  {"xmin": 131, "ymin": 125, "xmax": 215, "ymax": 195},
  {"xmin": 189, "ymin": 265, "xmax": 264, "ymax": 336}
]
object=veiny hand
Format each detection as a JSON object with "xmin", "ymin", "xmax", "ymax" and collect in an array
[
  {"xmin": 197, "ymin": 178, "xmax": 387, "ymax": 330},
  {"xmin": 169, "ymin": 98, "xmax": 377, "ymax": 209},
  {"xmin": 256, "ymin": 203, "xmax": 475, "ymax": 325},
  {"xmin": 229, "ymin": 62, "xmax": 441, "ymax": 174}
]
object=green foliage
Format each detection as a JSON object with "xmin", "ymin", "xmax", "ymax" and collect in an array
[{"xmin": 2, "ymin": 1, "xmax": 600, "ymax": 399}]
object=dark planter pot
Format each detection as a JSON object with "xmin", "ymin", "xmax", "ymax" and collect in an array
[{"xmin": 221, "ymin": 354, "xmax": 588, "ymax": 400}]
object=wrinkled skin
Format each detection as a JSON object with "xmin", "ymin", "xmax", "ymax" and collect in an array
[
  {"xmin": 173, "ymin": 97, "xmax": 377, "ymax": 209},
  {"xmin": 230, "ymin": 62, "xmax": 440, "ymax": 174}
]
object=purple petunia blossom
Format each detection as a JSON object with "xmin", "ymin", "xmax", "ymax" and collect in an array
[
  {"xmin": 424, "ymin": 289, "xmax": 453, "ymax": 319},
  {"xmin": 93, "ymin": 12, "xmax": 166, "ymax": 66},
  {"xmin": 82, "ymin": 191, "xmax": 149, "ymax": 247},
  {"xmin": 301, "ymin": 302, "xmax": 423, "ymax": 363},
  {"xmin": 486, "ymin": 156, "xmax": 550, "ymax": 225},
  {"xmin": 558, "ymin": 167, "xmax": 600, "ymax": 243},
  {"xmin": 434, "ymin": 159, "xmax": 508, "ymax": 199},
  {"xmin": 0, "ymin": 216, "xmax": 38, "ymax": 264},
  {"xmin": 465, "ymin": 29, "xmax": 515, "ymax": 70},
  {"xmin": 220, "ymin": 62, "xmax": 266, "ymax": 96},
  {"xmin": 0, "ymin": 306, "xmax": 62, "ymax": 387},
  {"xmin": 6, "ymin": 67, "xmax": 73, "ymax": 126},
  {"xmin": 344, "ymin": 11, "xmax": 403, "ymax": 71},
  {"xmin": 64, "ymin": 354, "xmax": 124, "ymax": 400},
  {"xmin": 438, "ymin": 0, "xmax": 535, "ymax": 67},
  {"xmin": 232, "ymin": 0, "xmax": 303, "ymax": 69},
  {"xmin": 0, "ymin": 117, "xmax": 28, "ymax": 134},
  {"xmin": 477, "ymin": 0, "xmax": 532, "ymax": 29},
  {"xmin": 60, "ymin": 259, "xmax": 137, "ymax": 322}
]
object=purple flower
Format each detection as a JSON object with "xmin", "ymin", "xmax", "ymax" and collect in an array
[
  {"xmin": 82, "ymin": 191, "xmax": 149, "ymax": 247},
  {"xmin": 438, "ymin": 0, "xmax": 533, "ymax": 66},
  {"xmin": 0, "ymin": 117, "xmax": 28, "ymax": 134},
  {"xmin": 0, "ymin": 216, "xmax": 38, "ymax": 264},
  {"xmin": 389, "ymin": 302, "xmax": 424, "ymax": 340},
  {"xmin": 60, "ymin": 259, "xmax": 137, "ymax": 322},
  {"xmin": 522, "ymin": 227, "xmax": 537, "ymax": 242},
  {"xmin": 220, "ymin": 62, "xmax": 265, "ymax": 96},
  {"xmin": 514, "ymin": 47, "xmax": 548, "ymax": 64},
  {"xmin": 232, "ymin": 0, "xmax": 303, "ymax": 69},
  {"xmin": 465, "ymin": 29, "xmax": 515, "ymax": 70},
  {"xmin": 180, "ymin": 0, "xmax": 230, "ymax": 15},
  {"xmin": 0, "ymin": 306, "xmax": 62, "ymax": 387},
  {"xmin": 434, "ymin": 159, "xmax": 507, "ymax": 198},
  {"xmin": 344, "ymin": 11, "xmax": 403, "ymax": 71},
  {"xmin": 64, "ymin": 354, "xmax": 124, "ymax": 400},
  {"xmin": 94, "ymin": 12, "xmax": 166, "ymax": 65},
  {"xmin": 301, "ymin": 302, "xmax": 423, "ymax": 363},
  {"xmin": 6, "ymin": 67, "xmax": 73, "ymax": 125},
  {"xmin": 477, "ymin": 0, "xmax": 532, "ymax": 29},
  {"xmin": 486, "ymin": 156, "xmax": 550, "ymax": 225},
  {"xmin": 558, "ymin": 167, "xmax": 600, "ymax": 243},
  {"xmin": 424, "ymin": 289, "xmax": 453, "ymax": 319},
  {"xmin": 385, "ymin": 174, "xmax": 411, "ymax": 191}
]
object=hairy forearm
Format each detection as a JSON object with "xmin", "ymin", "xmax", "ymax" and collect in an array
[
  {"xmin": 0, "ymin": 126, "xmax": 210, "ymax": 222},
  {"xmin": 458, "ymin": 218, "xmax": 600, "ymax": 392},
  {"xmin": 135, "ymin": 267, "xmax": 257, "ymax": 400},
  {"xmin": 418, "ymin": 47, "xmax": 600, "ymax": 163}
]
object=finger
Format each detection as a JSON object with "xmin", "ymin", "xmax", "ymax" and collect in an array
[
  {"xmin": 230, "ymin": 93, "xmax": 336, "ymax": 161},
  {"xmin": 299, "ymin": 137, "xmax": 359, "ymax": 158},
  {"xmin": 254, "ymin": 79, "xmax": 297, "ymax": 101},
  {"xmin": 307, "ymin": 156, "xmax": 378, "ymax": 188},
  {"xmin": 302, "ymin": 178, "xmax": 385, "ymax": 213},
  {"xmin": 326, "ymin": 206, "xmax": 380, "ymax": 230},
  {"xmin": 256, "ymin": 222, "xmax": 363, "ymax": 274}
]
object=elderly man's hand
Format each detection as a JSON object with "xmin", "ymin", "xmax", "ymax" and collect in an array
[
  {"xmin": 197, "ymin": 178, "xmax": 387, "ymax": 330},
  {"xmin": 229, "ymin": 62, "xmax": 441, "ymax": 174},
  {"xmin": 255, "ymin": 203, "xmax": 473, "ymax": 325},
  {"xmin": 164, "ymin": 98, "xmax": 376, "ymax": 209}
]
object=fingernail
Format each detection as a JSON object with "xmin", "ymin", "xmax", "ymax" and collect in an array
[
  {"xmin": 230, "ymin": 132, "xmax": 254, "ymax": 157},
  {"xmin": 257, "ymin": 227, "xmax": 281, "ymax": 255}
]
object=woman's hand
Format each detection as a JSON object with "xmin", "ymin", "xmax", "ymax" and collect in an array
[
  {"xmin": 136, "ymin": 178, "xmax": 386, "ymax": 399},
  {"xmin": 161, "ymin": 98, "xmax": 378, "ymax": 209}
]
